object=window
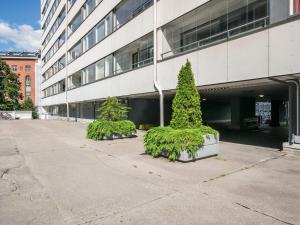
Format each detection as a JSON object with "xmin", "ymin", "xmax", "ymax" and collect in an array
[
  {"xmin": 96, "ymin": 59, "xmax": 105, "ymax": 79},
  {"xmin": 42, "ymin": 79, "xmax": 65, "ymax": 97},
  {"xmin": 11, "ymin": 65, "xmax": 17, "ymax": 72},
  {"xmin": 68, "ymin": 71, "xmax": 82, "ymax": 89},
  {"xmin": 25, "ymin": 65, "xmax": 31, "ymax": 72},
  {"xmin": 83, "ymin": 64, "xmax": 96, "ymax": 84},
  {"xmin": 68, "ymin": 0, "xmax": 77, "ymax": 9},
  {"xmin": 69, "ymin": 41, "xmax": 82, "ymax": 62},
  {"xmin": 114, "ymin": 33, "xmax": 153, "ymax": 73},
  {"xmin": 69, "ymin": 10, "xmax": 84, "ymax": 35},
  {"xmin": 25, "ymin": 75, "xmax": 31, "ymax": 98},
  {"xmin": 43, "ymin": 0, "xmax": 61, "ymax": 32},
  {"xmin": 67, "ymin": 54, "xmax": 113, "ymax": 89},
  {"xmin": 43, "ymin": 55, "xmax": 66, "ymax": 82},
  {"xmin": 67, "ymin": 12, "xmax": 113, "ymax": 62},
  {"xmin": 58, "ymin": 55, "xmax": 66, "ymax": 70},
  {"xmin": 43, "ymin": 31, "xmax": 66, "ymax": 64},
  {"xmin": 96, "ymin": 21, "xmax": 105, "ymax": 42},
  {"xmin": 85, "ymin": 29, "xmax": 96, "ymax": 50},
  {"xmin": 42, "ymin": 7, "xmax": 66, "ymax": 48},
  {"xmin": 86, "ymin": 0, "xmax": 96, "ymax": 15}
]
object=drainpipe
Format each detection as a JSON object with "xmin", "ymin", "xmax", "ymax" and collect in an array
[
  {"xmin": 66, "ymin": 3, "xmax": 70, "ymax": 121},
  {"xmin": 288, "ymin": 80, "xmax": 299, "ymax": 135},
  {"xmin": 153, "ymin": 0, "xmax": 164, "ymax": 126}
]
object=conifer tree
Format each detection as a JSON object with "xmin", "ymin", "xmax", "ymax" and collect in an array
[
  {"xmin": 170, "ymin": 60, "xmax": 202, "ymax": 129},
  {"xmin": 97, "ymin": 97, "xmax": 129, "ymax": 121}
]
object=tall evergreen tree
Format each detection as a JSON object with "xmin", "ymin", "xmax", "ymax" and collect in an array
[
  {"xmin": 170, "ymin": 60, "xmax": 202, "ymax": 129},
  {"xmin": 0, "ymin": 59, "xmax": 22, "ymax": 110}
]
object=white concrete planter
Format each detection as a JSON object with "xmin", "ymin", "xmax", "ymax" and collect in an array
[
  {"xmin": 102, "ymin": 134, "xmax": 136, "ymax": 140},
  {"xmin": 0, "ymin": 111, "xmax": 32, "ymax": 120},
  {"xmin": 161, "ymin": 134, "xmax": 219, "ymax": 162}
]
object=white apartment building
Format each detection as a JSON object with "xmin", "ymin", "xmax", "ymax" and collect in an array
[{"xmin": 40, "ymin": 0, "xmax": 300, "ymax": 148}]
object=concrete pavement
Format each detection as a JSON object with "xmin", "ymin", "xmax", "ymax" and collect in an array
[{"xmin": 0, "ymin": 120, "xmax": 299, "ymax": 225}]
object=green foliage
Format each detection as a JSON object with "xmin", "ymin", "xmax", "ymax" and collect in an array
[
  {"xmin": 21, "ymin": 98, "xmax": 34, "ymax": 111},
  {"xmin": 87, "ymin": 120, "xmax": 136, "ymax": 140},
  {"xmin": 170, "ymin": 60, "xmax": 202, "ymax": 129},
  {"xmin": 0, "ymin": 59, "xmax": 22, "ymax": 110},
  {"xmin": 144, "ymin": 60, "xmax": 218, "ymax": 160},
  {"xmin": 97, "ymin": 97, "xmax": 129, "ymax": 121},
  {"xmin": 144, "ymin": 126, "xmax": 218, "ymax": 161}
]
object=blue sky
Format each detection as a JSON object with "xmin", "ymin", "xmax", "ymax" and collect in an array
[{"xmin": 0, "ymin": 0, "xmax": 41, "ymax": 51}]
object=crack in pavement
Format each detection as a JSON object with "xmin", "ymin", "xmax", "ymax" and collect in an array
[
  {"xmin": 203, "ymin": 153, "xmax": 287, "ymax": 183},
  {"xmin": 75, "ymin": 191, "xmax": 179, "ymax": 225},
  {"xmin": 0, "ymin": 168, "xmax": 10, "ymax": 179},
  {"xmin": 235, "ymin": 202, "xmax": 294, "ymax": 225}
]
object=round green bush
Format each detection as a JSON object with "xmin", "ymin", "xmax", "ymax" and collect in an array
[
  {"xmin": 144, "ymin": 126, "xmax": 218, "ymax": 161},
  {"xmin": 87, "ymin": 120, "xmax": 136, "ymax": 140}
]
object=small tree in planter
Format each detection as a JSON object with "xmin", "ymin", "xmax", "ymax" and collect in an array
[
  {"xmin": 144, "ymin": 60, "xmax": 219, "ymax": 161},
  {"xmin": 87, "ymin": 97, "xmax": 136, "ymax": 140},
  {"xmin": 170, "ymin": 60, "xmax": 202, "ymax": 129}
]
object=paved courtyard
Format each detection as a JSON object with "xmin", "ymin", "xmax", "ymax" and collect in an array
[{"xmin": 0, "ymin": 120, "xmax": 299, "ymax": 225}]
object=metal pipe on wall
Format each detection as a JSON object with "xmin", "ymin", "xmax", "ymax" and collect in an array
[
  {"xmin": 153, "ymin": 0, "xmax": 164, "ymax": 126},
  {"xmin": 288, "ymin": 80, "xmax": 299, "ymax": 135}
]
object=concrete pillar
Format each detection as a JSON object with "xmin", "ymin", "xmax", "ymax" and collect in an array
[
  {"xmin": 271, "ymin": 100, "xmax": 281, "ymax": 127},
  {"xmin": 230, "ymin": 97, "xmax": 241, "ymax": 130},
  {"xmin": 230, "ymin": 97, "xmax": 256, "ymax": 130}
]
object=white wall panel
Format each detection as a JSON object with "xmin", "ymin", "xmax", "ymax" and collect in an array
[
  {"xmin": 41, "ymin": 68, "xmax": 66, "ymax": 90},
  {"xmin": 157, "ymin": 0, "xmax": 210, "ymax": 28},
  {"xmin": 67, "ymin": 65, "xmax": 154, "ymax": 103},
  {"xmin": 41, "ymin": 92, "xmax": 66, "ymax": 106},
  {"xmin": 269, "ymin": 19, "xmax": 300, "ymax": 76},
  {"xmin": 157, "ymin": 43, "xmax": 228, "ymax": 90},
  {"xmin": 228, "ymin": 31, "xmax": 269, "ymax": 82}
]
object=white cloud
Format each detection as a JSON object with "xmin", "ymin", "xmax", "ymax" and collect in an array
[{"xmin": 0, "ymin": 21, "xmax": 41, "ymax": 52}]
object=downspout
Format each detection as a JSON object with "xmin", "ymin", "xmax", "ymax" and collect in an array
[
  {"xmin": 153, "ymin": 0, "xmax": 164, "ymax": 126},
  {"xmin": 66, "ymin": 5, "xmax": 70, "ymax": 121},
  {"xmin": 288, "ymin": 80, "xmax": 299, "ymax": 135}
]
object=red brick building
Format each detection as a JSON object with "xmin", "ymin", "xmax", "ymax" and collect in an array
[{"xmin": 0, "ymin": 52, "xmax": 39, "ymax": 105}]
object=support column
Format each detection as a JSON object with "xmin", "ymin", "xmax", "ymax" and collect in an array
[
  {"xmin": 230, "ymin": 97, "xmax": 241, "ymax": 130},
  {"xmin": 230, "ymin": 97, "xmax": 256, "ymax": 130},
  {"xmin": 271, "ymin": 100, "xmax": 281, "ymax": 127}
]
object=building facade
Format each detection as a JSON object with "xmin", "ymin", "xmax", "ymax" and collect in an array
[
  {"xmin": 40, "ymin": 0, "xmax": 300, "ymax": 146},
  {"xmin": 0, "ymin": 52, "xmax": 40, "ymax": 105}
]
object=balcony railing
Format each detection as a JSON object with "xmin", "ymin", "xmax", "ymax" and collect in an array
[
  {"xmin": 113, "ymin": 57, "xmax": 153, "ymax": 75},
  {"xmin": 113, "ymin": 0, "xmax": 153, "ymax": 31},
  {"xmin": 161, "ymin": 16, "xmax": 269, "ymax": 59}
]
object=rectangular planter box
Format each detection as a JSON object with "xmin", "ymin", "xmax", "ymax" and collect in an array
[
  {"xmin": 161, "ymin": 134, "xmax": 219, "ymax": 162},
  {"xmin": 102, "ymin": 134, "xmax": 136, "ymax": 140}
]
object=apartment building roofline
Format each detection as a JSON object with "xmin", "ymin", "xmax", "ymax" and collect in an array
[{"xmin": 0, "ymin": 51, "xmax": 40, "ymax": 60}]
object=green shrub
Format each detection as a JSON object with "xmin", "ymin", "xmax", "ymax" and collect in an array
[
  {"xmin": 144, "ymin": 126, "xmax": 218, "ymax": 160},
  {"xmin": 21, "ymin": 98, "xmax": 34, "ymax": 111},
  {"xmin": 97, "ymin": 97, "xmax": 129, "ymax": 121},
  {"xmin": 170, "ymin": 60, "xmax": 202, "ymax": 129},
  {"xmin": 144, "ymin": 60, "xmax": 218, "ymax": 160},
  {"xmin": 87, "ymin": 120, "xmax": 136, "ymax": 140}
]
